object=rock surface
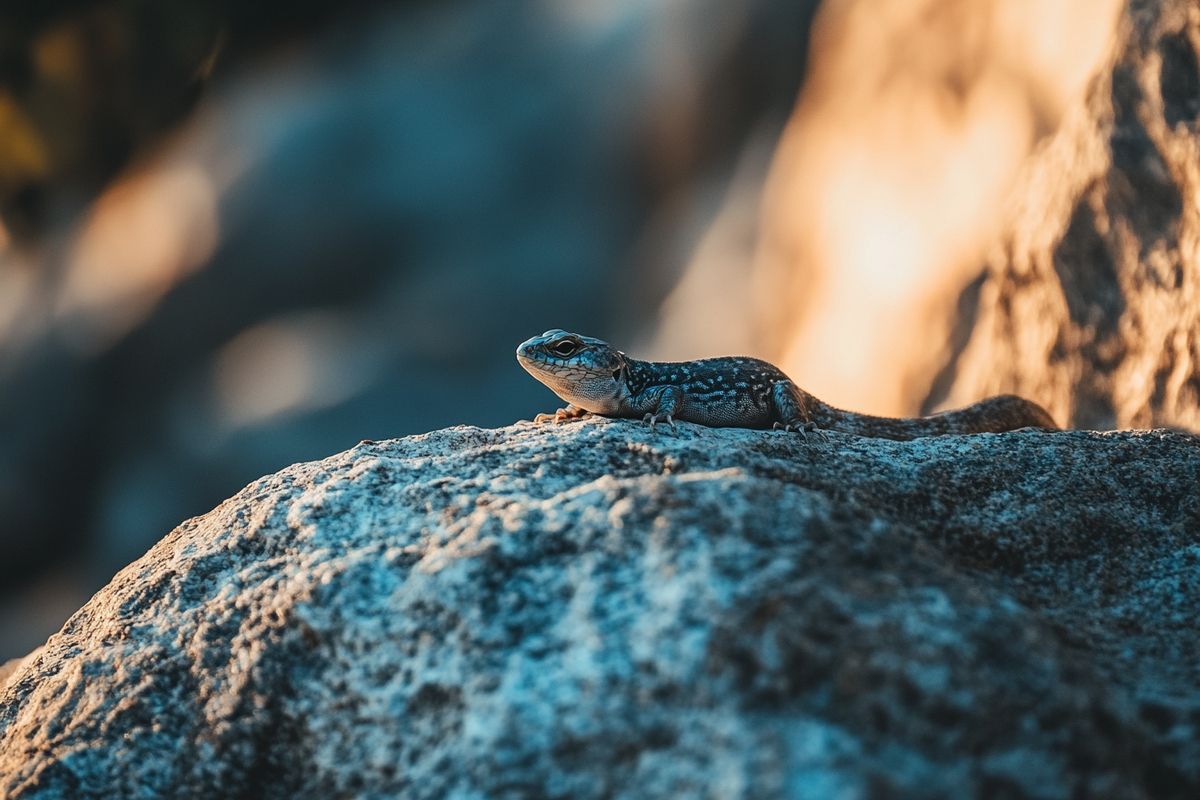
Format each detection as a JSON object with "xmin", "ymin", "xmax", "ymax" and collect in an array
[
  {"xmin": 2, "ymin": 418, "xmax": 1199, "ymax": 798},
  {"xmin": 934, "ymin": 0, "xmax": 1200, "ymax": 431}
]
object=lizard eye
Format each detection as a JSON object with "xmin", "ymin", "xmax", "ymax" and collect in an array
[{"xmin": 550, "ymin": 339, "xmax": 579, "ymax": 357}]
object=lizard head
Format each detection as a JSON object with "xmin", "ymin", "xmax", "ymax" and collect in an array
[{"xmin": 516, "ymin": 329, "xmax": 629, "ymax": 414}]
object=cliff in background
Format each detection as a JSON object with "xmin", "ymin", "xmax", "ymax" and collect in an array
[
  {"xmin": 933, "ymin": 1, "xmax": 1200, "ymax": 430},
  {"xmin": 653, "ymin": 0, "xmax": 1200, "ymax": 434}
]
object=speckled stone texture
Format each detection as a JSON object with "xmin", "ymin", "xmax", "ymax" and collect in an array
[{"xmin": 2, "ymin": 419, "xmax": 1199, "ymax": 798}]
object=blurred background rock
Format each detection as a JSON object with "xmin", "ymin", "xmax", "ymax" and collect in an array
[
  {"xmin": 0, "ymin": 0, "xmax": 818, "ymax": 659},
  {"xmin": 2, "ymin": 0, "xmax": 1198, "ymax": 661}
]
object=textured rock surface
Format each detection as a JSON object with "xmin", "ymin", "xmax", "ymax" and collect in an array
[
  {"xmin": 934, "ymin": 0, "xmax": 1200, "ymax": 430},
  {"xmin": 2, "ymin": 419, "xmax": 1199, "ymax": 798}
]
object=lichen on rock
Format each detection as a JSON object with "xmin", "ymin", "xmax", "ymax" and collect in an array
[{"xmin": 1, "ymin": 418, "xmax": 1198, "ymax": 798}]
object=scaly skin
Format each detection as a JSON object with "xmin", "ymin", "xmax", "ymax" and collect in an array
[{"xmin": 516, "ymin": 329, "xmax": 1057, "ymax": 440}]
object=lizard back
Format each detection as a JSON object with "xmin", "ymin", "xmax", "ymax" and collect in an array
[{"xmin": 624, "ymin": 356, "xmax": 788, "ymax": 428}]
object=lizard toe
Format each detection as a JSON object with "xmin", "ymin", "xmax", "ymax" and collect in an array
[
  {"xmin": 554, "ymin": 407, "xmax": 591, "ymax": 424},
  {"xmin": 642, "ymin": 412, "xmax": 677, "ymax": 432},
  {"xmin": 806, "ymin": 422, "xmax": 829, "ymax": 443},
  {"xmin": 776, "ymin": 420, "xmax": 827, "ymax": 444}
]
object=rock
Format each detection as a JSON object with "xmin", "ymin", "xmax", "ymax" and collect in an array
[
  {"xmin": 933, "ymin": 0, "xmax": 1200, "ymax": 431},
  {"xmin": 0, "ymin": 653, "xmax": 34, "ymax": 692},
  {"xmin": 2, "ymin": 418, "xmax": 1198, "ymax": 798},
  {"xmin": 0, "ymin": 1, "xmax": 817, "ymax": 650},
  {"xmin": 658, "ymin": 0, "xmax": 1125, "ymax": 421}
]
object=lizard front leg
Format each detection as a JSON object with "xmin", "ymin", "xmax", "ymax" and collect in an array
[
  {"xmin": 533, "ymin": 404, "xmax": 591, "ymax": 424},
  {"xmin": 769, "ymin": 381, "xmax": 826, "ymax": 441},
  {"xmin": 632, "ymin": 385, "xmax": 684, "ymax": 430}
]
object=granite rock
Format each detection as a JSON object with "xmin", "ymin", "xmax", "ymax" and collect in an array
[{"xmin": 1, "ymin": 418, "xmax": 1198, "ymax": 798}]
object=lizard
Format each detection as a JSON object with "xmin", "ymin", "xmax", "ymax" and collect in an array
[{"xmin": 516, "ymin": 329, "xmax": 1057, "ymax": 440}]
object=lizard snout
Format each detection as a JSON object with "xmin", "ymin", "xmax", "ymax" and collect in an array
[{"xmin": 515, "ymin": 337, "xmax": 538, "ymax": 361}]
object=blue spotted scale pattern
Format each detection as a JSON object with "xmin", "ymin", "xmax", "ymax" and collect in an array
[{"xmin": 625, "ymin": 357, "xmax": 787, "ymax": 429}]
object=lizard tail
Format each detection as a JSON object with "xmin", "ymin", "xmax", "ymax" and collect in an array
[{"xmin": 812, "ymin": 394, "xmax": 1058, "ymax": 441}]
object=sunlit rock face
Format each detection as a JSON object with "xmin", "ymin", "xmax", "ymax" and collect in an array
[
  {"xmin": 932, "ymin": 0, "xmax": 1200, "ymax": 431},
  {"xmin": 2, "ymin": 419, "xmax": 1198, "ymax": 797},
  {"xmin": 718, "ymin": 0, "xmax": 1200, "ymax": 432},
  {"xmin": 654, "ymin": 0, "xmax": 1123, "ymax": 417},
  {"xmin": 657, "ymin": 0, "xmax": 1200, "ymax": 431}
]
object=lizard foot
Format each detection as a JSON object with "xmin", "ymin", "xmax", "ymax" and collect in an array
[
  {"xmin": 534, "ymin": 406, "xmax": 592, "ymax": 425},
  {"xmin": 773, "ymin": 420, "xmax": 827, "ymax": 443},
  {"xmin": 641, "ymin": 412, "xmax": 678, "ymax": 432}
]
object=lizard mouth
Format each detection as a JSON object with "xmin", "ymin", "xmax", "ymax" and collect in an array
[
  {"xmin": 516, "ymin": 352, "xmax": 569, "ymax": 385},
  {"xmin": 516, "ymin": 347, "xmax": 573, "ymax": 373},
  {"xmin": 516, "ymin": 352, "xmax": 547, "ymax": 372}
]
